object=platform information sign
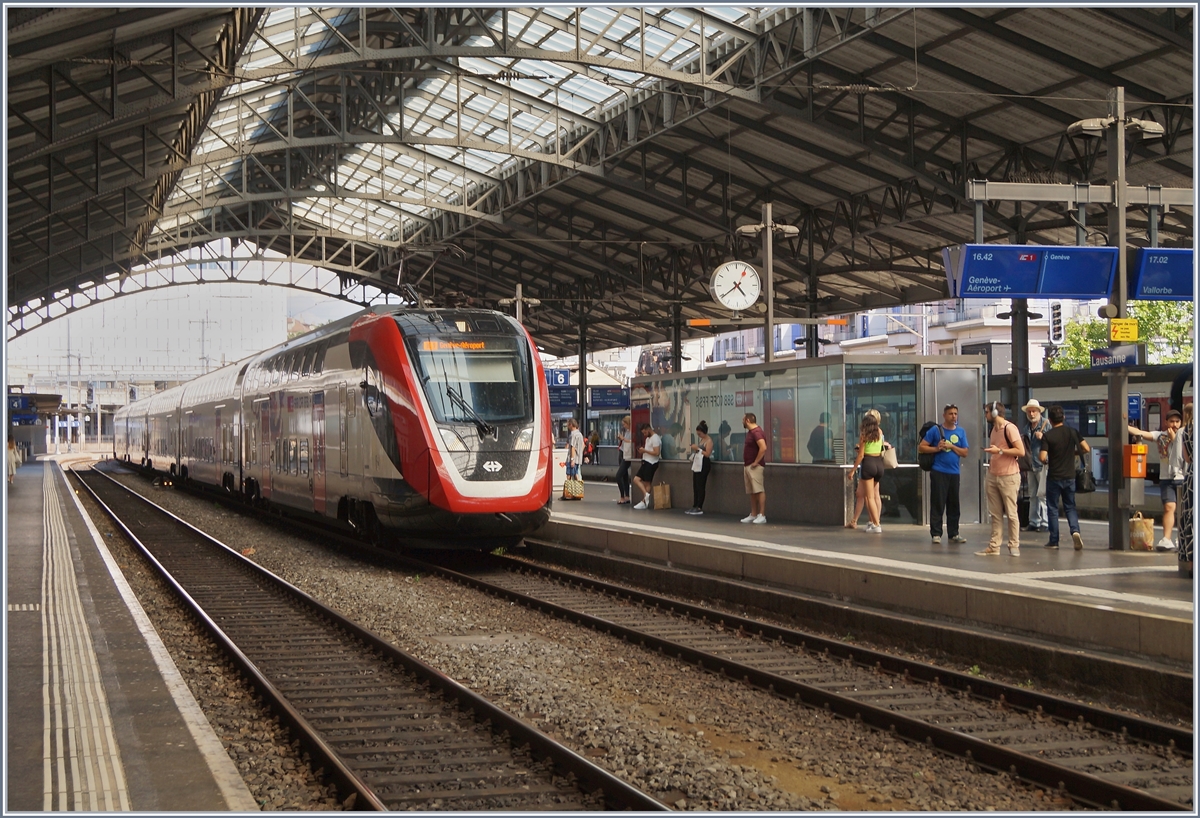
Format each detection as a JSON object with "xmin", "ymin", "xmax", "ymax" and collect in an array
[
  {"xmin": 1129, "ymin": 247, "xmax": 1194, "ymax": 301},
  {"xmin": 548, "ymin": 386, "xmax": 578, "ymax": 409},
  {"xmin": 1128, "ymin": 393, "xmax": 1142, "ymax": 422},
  {"xmin": 545, "ymin": 368, "xmax": 570, "ymax": 386},
  {"xmin": 942, "ymin": 244, "xmax": 1119, "ymax": 299},
  {"xmin": 589, "ymin": 387, "xmax": 629, "ymax": 409}
]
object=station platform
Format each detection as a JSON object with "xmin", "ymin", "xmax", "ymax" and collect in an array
[
  {"xmin": 5, "ymin": 457, "xmax": 258, "ymax": 811},
  {"xmin": 536, "ymin": 482, "xmax": 1194, "ymax": 665}
]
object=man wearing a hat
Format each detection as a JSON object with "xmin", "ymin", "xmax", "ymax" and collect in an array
[
  {"xmin": 1128, "ymin": 410, "xmax": 1185, "ymax": 551},
  {"xmin": 1022, "ymin": 399, "xmax": 1052, "ymax": 533}
]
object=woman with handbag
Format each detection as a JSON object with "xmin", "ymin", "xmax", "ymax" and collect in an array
[
  {"xmin": 685, "ymin": 421, "xmax": 713, "ymax": 515},
  {"xmin": 847, "ymin": 410, "xmax": 891, "ymax": 533}
]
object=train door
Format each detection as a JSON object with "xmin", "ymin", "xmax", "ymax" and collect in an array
[
  {"xmin": 339, "ymin": 383, "xmax": 349, "ymax": 478},
  {"xmin": 312, "ymin": 391, "xmax": 326, "ymax": 514},
  {"xmin": 922, "ymin": 367, "xmax": 983, "ymax": 525},
  {"xmin": 260, "ymin": 397, "xmax": 272, "ymax": 498}
]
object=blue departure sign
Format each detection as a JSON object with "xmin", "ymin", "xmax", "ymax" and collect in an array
[
  {"xmin": 1039, "ymin": 246, "xmax": 1119, "ymax": 296},
  {"xmin": 548, "ymin": 386, "xmax": 578, "ymax": 409},
  {"xmin": 545, "ymin": 368, "xmax": 570, "ymax": 386},
  {"xmin": 943, "ymin": 244, "xmax": 1119, "ymax": 299},
  {"xmin": 1129, "ymin": 248, "xmax": 1194, "ymax": 301},
  {"xmin": 957, "ymin": 246, "xmax": 1042, "ymax": 297},
  {"xmin": 589, "ymin": 387, "xmax": 629, "ymax": 409}
]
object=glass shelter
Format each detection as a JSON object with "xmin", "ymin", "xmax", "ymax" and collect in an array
[{"xmin": 630, "ymin": 354, "xmax": 985, "ymax": 526}]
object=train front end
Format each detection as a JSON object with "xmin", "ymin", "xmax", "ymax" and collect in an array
[{"xmin": 359, "ymin": 309, "xmax": 553, "ymax": 548}]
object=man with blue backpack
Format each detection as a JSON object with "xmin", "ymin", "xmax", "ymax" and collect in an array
[{"xmin": 918, "ymin": 404, "xmax": 970, "ymax": 545}]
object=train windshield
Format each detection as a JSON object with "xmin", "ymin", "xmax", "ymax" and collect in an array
[{"xmin": 408, "ymin": 336, "xmax": 533, "ymax": 426}]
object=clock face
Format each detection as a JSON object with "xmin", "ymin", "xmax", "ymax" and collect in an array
[{"xmin": 709, "ymin": 261, "xmax": 761, "ymax": 311}]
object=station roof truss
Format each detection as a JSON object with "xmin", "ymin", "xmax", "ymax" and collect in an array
[{"xmin": 8, "ymin": 7, "xmax": 1193, "ymax": 352}]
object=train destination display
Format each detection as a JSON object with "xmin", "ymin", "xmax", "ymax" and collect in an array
[
  {"xmin": 942, "ymin": 244, "xmax": 1119, "ymax": 299},
  {"xmin": 1129, "ymin": 247, "xmax": 1194, "ymax": 301}
]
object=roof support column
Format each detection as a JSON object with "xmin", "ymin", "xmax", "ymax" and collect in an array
[
  {"xmin": 671, "ymin": 303, "xmax": 682, "ymax": 373},
  {"xmin": 577, "ymin": 321, "xmax": 588, "ymax": 430}
]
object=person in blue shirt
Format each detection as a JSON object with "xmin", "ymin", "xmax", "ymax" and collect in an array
[{"xmin": 918, "ymin": 404, "xmax": 970, "ymax": 545}]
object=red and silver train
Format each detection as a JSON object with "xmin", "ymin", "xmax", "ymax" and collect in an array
[{"xmin": 113, "ymin": 307, "xmax": 555, "ymax": 549}]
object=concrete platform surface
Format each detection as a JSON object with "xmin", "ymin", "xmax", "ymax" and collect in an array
[
  {"xmin": 538, "ymin": 482, "xmax": 1193, "ymax": 664},
  {"xmin": 5, "ymin": 457, "xmax": 258, "ymax": 811}
]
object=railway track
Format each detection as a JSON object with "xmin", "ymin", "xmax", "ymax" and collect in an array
[
  {"xmin": 411, "ymin": 552, "xmax": 1193, "ymax": 812},
  {"xmin": 72, "ymin": 465, "xmax": 665, "ymax": 812}
]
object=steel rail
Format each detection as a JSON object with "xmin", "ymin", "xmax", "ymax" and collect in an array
[
  {"xmin": 407, "ymin": 552, "xmax": 1191, "ymax": 812},
  {"xmin": 505, "ymin": 551, "xmax": 1193, "ymax": 751},
  {"xmin": 74, "ymin": 465, "xmax": 667, "ymax": 812}
]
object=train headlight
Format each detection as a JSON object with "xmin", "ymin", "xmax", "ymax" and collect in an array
[
  {"xmin": 439, "ymin": 428, "xmax": 468, "ymax": 452},
  {"xmin": 514, "ymin": 426, "xmax": 534, "ymax": 451}
]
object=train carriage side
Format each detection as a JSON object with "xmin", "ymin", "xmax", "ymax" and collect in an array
[
  {"xmin": 239, "ymin": 329, "xmax": 344, "ymax": 516},
  {"xmin": 179, "ymin": 361, "xmax": 248, "ymax": 492},
  {"xmin": 145, "ymin": 386, "xmax": 185, "ymax": 474}
]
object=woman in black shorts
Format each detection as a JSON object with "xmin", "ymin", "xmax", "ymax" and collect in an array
[{"xmin": 850, "ymin": 411, "xmax": 890, "ymax": 533}]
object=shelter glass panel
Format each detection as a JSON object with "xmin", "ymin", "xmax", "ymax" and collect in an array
[{"xmin": 845, "ymin": 364, "xmax": 918, "ymax": 463}]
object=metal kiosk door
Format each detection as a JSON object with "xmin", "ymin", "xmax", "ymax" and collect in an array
[
  {"xmin": 923, "ymin": 367, "xmax": 983, "ymax": 525},
  {"xmin": 312, "ymin": 391, "xmax": 326, "ymax": 514}
]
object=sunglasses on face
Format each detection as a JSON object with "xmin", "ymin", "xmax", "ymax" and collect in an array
[{"xmin": 943, "ymin": 404, "xmax": 957, "ymax": 411}]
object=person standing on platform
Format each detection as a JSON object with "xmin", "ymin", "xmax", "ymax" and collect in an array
[
  {"xmin": 849, "ymin": 411, "xmax": 890, "ymax": 533},
  {"xmin": 741, "ymin": 413, "xmax": 768, "ymax": 524},
  {"xmin": 562, "ymin": 419, "xmax": 586, "ymax": 500},
  {"xmin": 978, "ymin": 401, "xmax": 1025, "ymax": 557},
  {"xmin": 1022, "ymin": 399, "xmax": 1051, "ymax": 534},
  {"xmin": 685, "ymin": 421, "xmax": 713, "ymax": 515},
  {"xmin": 1128, "ymin": 409, "xmax": 1185, "ymax": 551},
  {"xmin": 1039, "ymin": 404, "xmax": 1091, "ymax": 550},
  {"xmin": 632, "ymin": 423, "xmax": 661, "ymax": 510},
  {"xmin": 1177, "ymin": 404, "xmax": 1193, "ymax": 576},
  {"xmin": 919, "ymin": 404, "xmax": 969, "ymax": 545},
  {"xmin": 615, "ymin": 415, "xmax": 633, "ymax": 505},
  {"xmin": 7, "ymin": 435, "xmax": 18, "ymax": 485},
  {"xmin": 807, "ymin": 412, "xmax": 834, "ymax": 463}
]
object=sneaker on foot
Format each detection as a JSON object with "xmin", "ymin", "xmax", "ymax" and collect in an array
[
  {"xmin": 1073, "ymin": 531, "xmax": 1085, "ymax": 551},
  {"xmin": 1044, "ymin": 541, "xmax": 1059, "ymax": 549},
  {"xmin": 633, "ymin": 501, "xmax": 647, "ymax": 510},
  {"xmin": 870, "ymin": 524, "xmax": 884, "ymax": 534},
  {"xmin": 950, "ymin": 535, "xmax": 967, "ymax": 544},
  {"xmin": 1155, "ymin": 537, "xmax": 1176, "ymax": 552},
  {"xmin": 692, "ymin": 509, "xmax": 703, "ymax": 516},
  {"xmin": 931, "ymin": 535, "xmax": 942, "ymax": 544},
  {"xmin": 740, "ymin": 514, "xmax": 756, "ymax": 523},
  {"xmin": 1008, "ymin": 548, "xmax": 1020, "ymax": 556},
  {"xmin": 752, "ymin": 514, "xmax": 767, "ymax": 524},
  {"xmin": 975, "ymin": 548, "xmax": 1000, "ymax": 556}
]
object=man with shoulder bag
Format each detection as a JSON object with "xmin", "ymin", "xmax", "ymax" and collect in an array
[
  {"xmin": 979, "ymin": 402, "xmax": 1025, "ymax": 557},
  {"xmin": 1040, "ymin": 404, "xmax": 1091, "ymax": 550}
]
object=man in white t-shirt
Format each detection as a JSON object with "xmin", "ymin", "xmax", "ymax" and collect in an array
[
  {"xmin": 1129, "ymin": 410, "xmax": 1185, "ymax": 551},
  {"xmin": 633, "ymin": 423, "xmax": 662, "ymax": 510}
]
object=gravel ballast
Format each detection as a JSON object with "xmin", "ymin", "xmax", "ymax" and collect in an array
[{"xmin": 96, "ymin": 469, "xmax": 1076, "ymax": 811}]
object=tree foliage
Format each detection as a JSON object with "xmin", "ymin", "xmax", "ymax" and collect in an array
[{"xmin": 1049, "ymin": 300, "xmax": 1194, "ymax": 370}]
